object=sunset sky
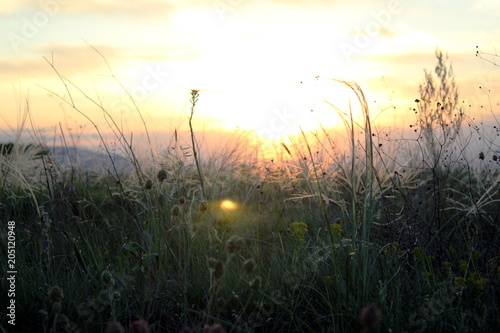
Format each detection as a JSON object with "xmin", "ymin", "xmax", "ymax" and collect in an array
[{"xmin": 1, "ymin": 0, "xmax": 499, "ymax": 146}]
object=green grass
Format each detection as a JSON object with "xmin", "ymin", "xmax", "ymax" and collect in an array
[{"xmin": 1, "ymin": 52, "xmax": 499, "ymax": 333}]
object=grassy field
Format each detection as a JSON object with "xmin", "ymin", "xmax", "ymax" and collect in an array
[{"xmin": 1, "ymin": 53, "xmax": 499, "ymax": 332}]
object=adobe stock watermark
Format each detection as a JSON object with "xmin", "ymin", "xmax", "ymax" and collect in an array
[
  {"xmin": 339, "ymin": 0, "xmax": 403, "ymax": 62},
  {"xmin": 213, "ymin": 0, "xmax": 244, "ymax": 21},
  {"xmin": 7, "ymin": 0, "xmax": 70, "ymax": 54},
  {"xmin": 257, "ymin": 105, "xmax": 296, "ymax": 141}
]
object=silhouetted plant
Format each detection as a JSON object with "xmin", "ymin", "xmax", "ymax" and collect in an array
[{"xmin": 416, "ymin": 48, "xmax": 463, "ymax": 168}]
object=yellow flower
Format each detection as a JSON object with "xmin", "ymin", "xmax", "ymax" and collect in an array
[
  {"xmin": 442, "ymin": 261, "xmax": 452, "ymax": 269},
  {"xmin": 384, "ymin": 243, "xmax": 400, "ymax": 257},
  {"xmin": 412, "ymin": 247, "xmax": 422, "ymax": 258},
  {"xmin": 289, "ymin": 222, "xmax": 308, "ymax": 246},
  {"xmin": 331, "ymin": 223, "xmax": 342, "ymax": 238},
  {"xmin": 454, "ymin": 277, "xmax": 465, "ymax": 288},
  {"xmin": 473, "ymin": 278, "xmax": 488, "ymax": 291},
  {"xmin": 459, "ymin": 260, "xmax": 468, "ymax": 273}
]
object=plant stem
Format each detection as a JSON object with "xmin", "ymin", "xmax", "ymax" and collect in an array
[{"xmin": 189, "ymin": 89, "xmax": 207, "ymax": 200}]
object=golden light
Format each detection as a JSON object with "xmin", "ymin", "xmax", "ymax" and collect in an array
[{"xmin": 219, "ymin": 199, "xmax": 239, "ymax": 211}]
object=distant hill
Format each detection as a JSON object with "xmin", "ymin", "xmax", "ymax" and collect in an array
[
  {"xmin": 1, "ymin": 143, "xmax": 133, "ymax": 174},
  {"xmin": 48, "ymin": 146, "xmax": 133, "ymax": 174}
]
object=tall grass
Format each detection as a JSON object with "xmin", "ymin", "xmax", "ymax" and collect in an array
[{"xmin": 0, "ymin": 50, "xmax": 499, "ymax": 332}]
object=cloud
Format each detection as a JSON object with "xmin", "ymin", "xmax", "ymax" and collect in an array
[
  {"xmin": 1, "ymin": 0, "xmax": 177, "ymax": 20},
  {"xmin": 0, "ymin": 43, "xmax": 119, "ymax": 79},
  {"xmin": 471, "ymin": 0, "xmax": 500, "ymax": 12}
]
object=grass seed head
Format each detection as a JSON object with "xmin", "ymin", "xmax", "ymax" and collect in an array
[
  {"xmin": 202, "ymin": 324, "xmax": 226, "ymax": 333},
  {"xmin": 208, "ymin": 258, "xmax": 224, "ymax": 280},
  {"xmin": 48, "ymin": 285, "xmax": 64, "ymax": 303},
  {"xmin": 250, "ymin": 276, "xmax": 262, "ymax": 291},
  {"xmin": 101, "ymin": 270, "xmax": 115, "ymax": 288},
  {"xmin": 38, "ymin": 309, "xmax": 49, "ymax": 321},
  {"xmin": 105, "ymin": 321, "xmax": 125, "ymax": 333},
  {"xmin": 359, "ymin": 303, "xmax": 382, "ymax": 330},
  {"xmin": 130, "ymin": 319, "xmax": 149, "ymax": 333},
  {"xmin": 157, "ymin": 169, "xmax": 167, "ymax": 182},
  {"xmin": 171, "ymin": 205, "xmax": 181, "ymax": 217},
  {"xmin": 226, "ymin": 235, "xmax": 245, "ymax": 254},
  {"xmin": 242, "ymin": 258, "xmax": 256, "ymax": 274}
]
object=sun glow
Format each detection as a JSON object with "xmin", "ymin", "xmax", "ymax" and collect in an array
[{"xmin": 219, "ymin": 199, "xmax": 239, "ymax": 211}]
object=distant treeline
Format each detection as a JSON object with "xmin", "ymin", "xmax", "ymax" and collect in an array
[{"xmin": 0, "ymin": 143, "xmax": 49, "ymax": 156}]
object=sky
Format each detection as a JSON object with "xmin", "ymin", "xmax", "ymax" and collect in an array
[{"xmin": 1, "ymin": 0, "xmax": 499, "ymax": 148}]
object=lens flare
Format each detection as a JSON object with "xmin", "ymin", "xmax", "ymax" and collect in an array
[{"xmin": 219, "ymin": 199, "xmax": 238, "ymax": 211}]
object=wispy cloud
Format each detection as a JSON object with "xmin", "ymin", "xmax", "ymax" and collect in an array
[{"xmin": 0, "ymin": 43, "xmax": 118, "ymax": 78}]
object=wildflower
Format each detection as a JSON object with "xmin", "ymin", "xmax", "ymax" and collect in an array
[
  {"xmin": 454, "ymin": 277, "xmax": 465, "ymax": 288},
  {"xmin": 130, "ymin": 319, "xmax": 149, "ymax": 333},
  {"xmin": 331, "ymin": 222, "xmax": 342, "ymax": 238},
  {"xmin": 422, "ymin": 271, "xmax": 431, "ymax": 281},
  {"xmin": 442, "ymin": 261, "xmax": 452, "ymax": 269},
  {"xmin": 324, "ymin": 275, "xmax": 334, "ymax": 285},
  {"xmin": 473, "ymin": 278, "xmax": 488, "ymax": 291},
  {"xmin": 289, "ymin": 222, "xmax": 308, "ymax": 246},
  {"xmin": 249, "ymin": 276, "xmax": 262, "ymax": 291},
  {"xmin": 171, "ymin": 205, "xmax": 181, "ymax": 217},
  {"xmin": 459, "ymin": 260, "xmax": 468, "ymax": 273},
  {"xmin": 157, "ymin": 169, "xmax": 167, "ymax": 182},
  {"xmin": 242, "ymin": 258, "xmax": 256, "ymax": 274},
  {"xmin": 101, "ymin": 270, "xmax": 115, "ymax": 288},
  {"xmin": 106, "ymin": 321, "xmax": 125, "ymax": 333},
  {"xmin": 207, "ymin": 258, "xmax": 224, "ymax": 280},
  {"xmin": 384, "ymin": 243, "xmax": 400, "ymax": 257},
  {"xmin": 48, "ymin": 285, "xmax": 64, "ymax": 303},
  {"xmin": 442, "ymin": 261, "xmax": 453, "ymax": 276},
  {"xmin": 144, "ymin": 179, "xmax": 153, "ymax": 190},
  {"xmin": 412, "ymin": 247, "xmax": 422, "ymax": 258},
  {"xmin": 359, "ymin": 304, "xmax": 382, "ymax": 330},
  {"xmin": 226, "ymin": 235, "xmax": 245, "ymax": 254}
]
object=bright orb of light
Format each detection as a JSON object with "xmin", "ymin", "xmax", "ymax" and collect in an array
[{"xmin": 219, "ymin": 200, "xmax": 238, "ymax": 211}]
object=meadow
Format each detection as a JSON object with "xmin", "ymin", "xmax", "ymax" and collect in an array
[{"xmin": 0, "ymin": 50, "xmax": 499, "ymax": 332}]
